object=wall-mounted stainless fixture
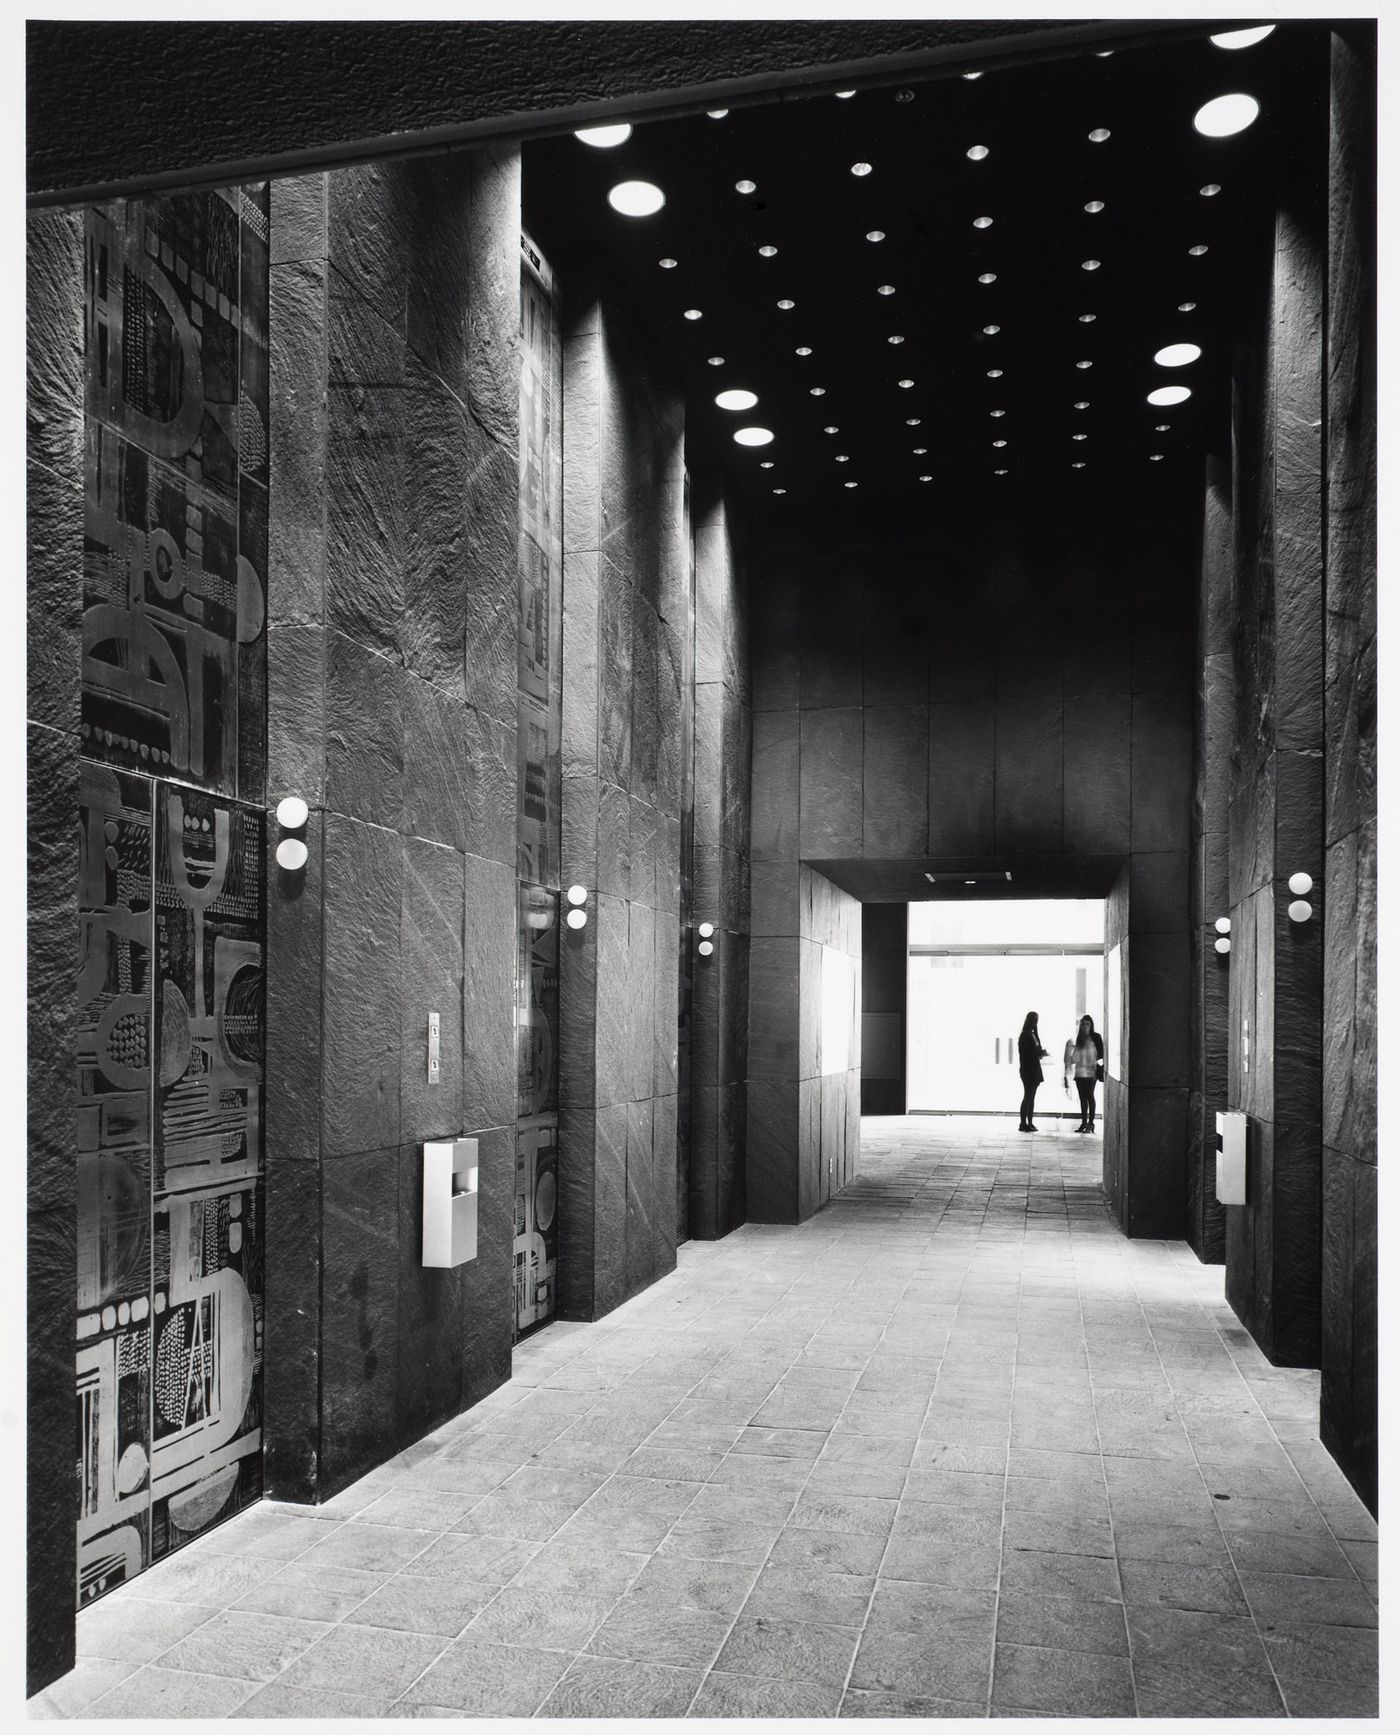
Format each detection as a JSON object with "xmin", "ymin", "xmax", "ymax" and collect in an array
[
  {"xmin": 565, "ymin": 884, "xmax": 588, "ymax": 929},
  {"xmin": 697, "ymin": 921, "xmax": 715, "ymax": 958},
  {"xmin": 1214, "ymin": 915, "xmax": 1231, "ymax": 955},
  {"xmin": 1287, "ymin": 871, "xmax": 1314, "ymax": 923},
  {"xmin": 1216, "ymin": 1110, "xmax": 1248, "ymax": 1205},
  {"xmin": 423, "ymin": 1137, "xmax": 478, "ymax": 1267},
  {"xmin": 274, "ymin": 795, "xmax": 309, "ymax": 871}
]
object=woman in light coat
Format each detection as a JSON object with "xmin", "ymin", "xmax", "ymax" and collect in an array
[{"xmin": 1064, "ymin": 1014, "xmax": 1105, "ymax": 1133}]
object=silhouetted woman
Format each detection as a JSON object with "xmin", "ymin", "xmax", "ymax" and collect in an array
[
  {"xmin": 1063, "ymin": 1014, "xmax": 1105, "ymax": 1133},
  {"xmin": 1017, "ymin": 1011, "xmax": 1047, "ymax": 1132}
]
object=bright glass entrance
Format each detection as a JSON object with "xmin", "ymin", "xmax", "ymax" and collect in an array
[{"xmin": 907, "ymin": 899, "xmax": 1105, "ymax": 1115}]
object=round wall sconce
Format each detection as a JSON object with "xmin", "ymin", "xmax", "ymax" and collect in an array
[
  {"xmin": 698, "ymin": 921, "xmax": 715, "ymax": 939},
  {"xmin": 566, "ymin": 909, "xmax": 588, "ymax": 930},
  {"xmin": 1214, "ymin": 916, "xmax": 1231, "ymax": 935},
  {"xmin": 276, "ymin": 796, "xmax": 309, "ymax": 831},
  {"xmin": 275, "ymin": 838, "xmax": 309, "ymax": 871},
  {"xmin": 1214, "ymin": 936, "xmax": 1231, "ymax": 955},
  {"xmin": 1288, "ymin": 872, "xmax": 1313, "ymax": 897},
  {"xmin": 698, "ymin": 940, "xmax": 714, "ymax": 957},
  {"xmin": 274, "ymin": 794, "xmax": 309, "ymax": 872},
  {"xmin": 1288, "ymin": 900, "xmax": 1313, "ymax": 924},
  {"xmin": 566, "ymin": 885, "xmax": 588, "ymax": 906},
  {"xmin": 565, "ymin": 885, "xmax": 589, "ymax": 930}
]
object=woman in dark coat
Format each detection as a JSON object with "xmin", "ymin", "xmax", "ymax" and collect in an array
[{"xmin": 1017, "ymin": 1010, "xmax": 1047, "ymax": 1132}]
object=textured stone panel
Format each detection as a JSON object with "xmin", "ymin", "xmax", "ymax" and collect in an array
[
  {"xmin": 749, "ymin": 937, "xmax": 800, "ymax": 1083},
  {"xmin": 653, "ymin": 1100, "xmax": 679, "ymax": 1271},
  {"xmin": 994, "ymin": 683, "xmax": 1062, "ymax": 855},
  {"xmin": 751, "ymin": 709, "xmax": 800, "ymax": 863},
  {"xmin": 799, "ymin": 938, "xmax": 821, "ymax": 1083},
  {"xmin": 630, "ymin": 596, "xmax": 661, "ymax": 806},
  {"xmin": 400, "ymin": 674, "xmax": 470, "ymax": 851},
  {"xmin": 562, "ymin": 548, "xmax": 600, "ymax": 772},
  {"xmin": 594, "ymin": 894, "xmax": 630, "ymax": 1108},
  {"xmin": 1351, "ymin": 816, "xmax": 1376, "ymax": 1160},
  {"xmin": 718, "ymin": 934, "xmax": 750, "ymax": 1090},
  {"xmin": 797, "ymin": 1075, "xmax": 823, "ymax": 1221},
  {"xmin": 1125, "ymin": 1087, "xmax": 1187, "ymax": 1239},
  {"xmin": 1269, "ymin": 1122, "xmax": 1322, "ymax": 1368},
  {"xmin": 750, "ymin": 555, "xmax": 800, "ymax": 711},
  {"xmin": 654, "ymin": 917, "xmax": 680, "ymax": 1099},
  {"xmin": 556, "ymin": 1104, "xmax": 596, "ymax": 1319},
  {"xmin": 1348, "ymin": 1152, "xmax": 1378, "ymax": 1512},
  {"xmin": 689, "ymin": 1083, "xmax": 719, "ymax": 1243},
  {"xmin": 328, "ymin": 162, "xmax": 408, "ymax": 334},
  {"xmin": 401, "ymin": 362, "xmax": 469, "ymax": 693},
  {"xmin": 328, "ymin": 263, "xmax": 406, "ymax": 386},
  {"xmin": 396, "ymin": 1141, "xmax": 466, "ymax": 1444},
  {"xmin": 800, "ymin": 564, "xmax": 865, "ymax": 710},
  {"xmin": 325, "ymin": 385, "xmax": 406, "ymax": 656},
  {"xmin": 721, "ymin": 694, "xmax": 751, "ymax": 858},
  {"xmin": 716, "ymin": 1083, "xmax": 747, "ymax": 1235},
  {"xmin": 266, "ymin": 807, "xmax": 324, "ymax": 1166},
  {"xmin": 598, "ymin": 557, "xmax": 634, "ymax": 789},
  {"xmin": 862, "ymin": 577, "xmax": 928, "ymax": 707},
  {"xmin": 324, "ymin": 631, "xmax": 404, "ymax": 831},
  {"xmin": 627, "ymin": 902, "xmax": 657, "ymax": 1106},
  {"xmin": 465, "ymin": 146, "xmax": 522, "ymax": 449},
  {"xmin": 320, "ymin": 1147, "xmax": 401, "ymax": 1495},
  {"xmin": 459, "ymin": 1123, "xmax": 515, "ymax": 1409},
  {"xmin": 1129, "ymin": 851, "xmax": 1189, "ymax": 937},
  {"xmin": 799, "ymin": 708, "xmax": 862, "ymax": 859},
  {"xmin": 862, "ymin": 1013, "xmax": 903, "ymax": 1081},
  {"xmin": 562, "ymin": 317, "xmax": 603, "ymax": 557},
  {"xmin": 927, "ymin": 700, "xmax": 996, "ymax": 855},
  {"xmin": 322, "ymin": 815, "xmax": 403, "ymax": 1158},
  {"xmin": 400, "ymin": 155, "xmax": 472, "ymax": 385},
  {"xmin": 750, "ymin": 860, "xmax": 801, "ymax": 939},
  {"xmin": 594, "ymin": 1103, "xmax": 629, "ymax": 1316},
  {"xmin": 461, "ymin": 852, "xmax": 517, "ymax": 1132},
  {"xmin": 267, "ymin": 258, "xmax": 327, "ymax": 628},
  {"xmin": 461, "ymin": 704, "xmax": 516, "ymax": 868},
  {"xmin": 625, "ymin": 1097, "xmax": 656, "ymax": 1298},
  {"xmin": 1062, "ymin": 693, "xmax": 1131, "ymax": 855},
  {"xmin": 1131, "ymin": 689, "xmax": 1193, "ymax": 854},
  {"xmin": 746, "ymin": 1080, "xmax": 799, "ymax": 1224},
  {"xmin": 400, "ymin": 838, "xmax": 465, "ymax": 1145},
  {"xmin": 595, "ymin": 780, "xmax": 631, "ymax": 902},
  {"xmin": 270, "ymin": 172, "xmax": 327, "ymax": 267},
  {"xmin": 463, "ymin": 430, "xmax": 520, "ymax": 729},
  {"xmin": 267, "ymin": 624, "xmax": 325, "ymax": 806},
  {"xmin": 863, "ymin": 706, "xmax": 928, "ymax": 858},
  {"xmin": 262, "ymin": 1153, "xmax": 321, "ymax": 1503}
]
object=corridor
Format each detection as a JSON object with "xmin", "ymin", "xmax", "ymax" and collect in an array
[{"xmin": 35, "ymin": 1119, "xmax": 1378, "ymax": 1720}]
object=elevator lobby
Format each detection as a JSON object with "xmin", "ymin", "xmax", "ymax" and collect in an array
[{"xmin": 25, "ymin": 14, "xmax": 1377, "ymax": 1721}]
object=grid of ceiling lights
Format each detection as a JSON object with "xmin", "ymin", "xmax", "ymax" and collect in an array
[{"xmin": 577, "ymin": 25, "xmax": 1272, "ymax": 494}]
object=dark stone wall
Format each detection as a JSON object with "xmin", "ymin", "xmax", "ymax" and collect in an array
[
  {"xmin": 689, "ymin": 482, "xmax": 752, "ymax": 1240},
  {"xmin": 1318, "ymin": 30, "xmax": 1376, "ymax": 1513},
  {"xmin": 748, "ymin": 866, "xmax": 860, "ymax": 1223},
  {"xmin": 1186, "ymin": 458, "xmax": 1232, "ymax": 1263},
  {"xmin": 860, "ymin": 905, "xmax": 906, "ymax": 1114},
  {"xmin": 1223, "ymin": 98, "xmax": 1328, "ymax": 1371},
  {"xmin": 263, "ymin": 148, "xmax": 522, "ymax": 1501},
  {"xmin": 748, "ymin": 504, "xmax": 1195, "ymax": 1234},
  {"xmin": 557, "ymin": 294, "xmax": 690, "ymax": 1314},
  {"xmin": 26, "ymin": 206, "xmax": 84, "ymax": 1698}
]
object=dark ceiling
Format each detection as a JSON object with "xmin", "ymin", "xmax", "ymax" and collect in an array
[{"xmin": 524, "ymin": 22, "xmax": 1323, "ymax": 511}]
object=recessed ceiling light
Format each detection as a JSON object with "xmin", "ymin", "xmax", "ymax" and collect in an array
[
  {"xmin": 773, "ymin": 488, "xmax": 786, "ymax": 494},
  {"xmin": 1147, "ymin": 385, "xmax": 1192, "ymax": 406},
  {"xmin": 992, "ymin": 439, "xmax": 1007, "ymax": 448},
  {"xmin": 845, "ymin": 481, "xmax": 858, "ymax": 488},
  {"xmin": 760, "ymin": 460, "xmax": 774, "ymax": 468},
  {"xmin": 707, "ymin": 355, "xmax": 724, "ymax": 366},
  {"xmin": 1150, "ymin": 453, "xmax": 1165, "ymax": 461},
  {"xmin": 888, "ymin": 335, "xmax": 905, "ymax": 344},
  {"xmin": 683, "ymin": 309, "xmax": 702, "ymax": 320},
  {"xmin": 1075, "ymin": 400, "xmax": 1090, "ymax": 409},
  {"xmin": 967, "ymin": 145, "xmax": 990, "ymax": 161},
  {"xmin": 1084, "ymin": 200, "xmax": 1105, "ymax": 214},
  {"xmin": 1210, "ymin": 25, "xmax": 1275, "ymax": 49},
  {"xmin": 1095, "ymin": 50, "xmax": 1114, "ymax": 58},
  {"xmin": 659, "ymin": 257, "xmax": 677, "ymax": 269},
  {"xmin": 824, "ymin": 425, "xmax": 838, "ymax": 433},
  {"xmin": 877, "ymin": 284, "xmax": 896, "ymax": 295},
  {"xmin": 608, "ymin": 180, "xmax": 665, "ymax": 216},
  {"xmin": 1193, "ymin": 94, "xmax": 1260, "ymax": 137},
  {"xmin": 777, "ymin": 298, "xmax": 795, "ymax": 309},
  {"xmin": 835, "ymin": 454, "xmax": 849, "ymax": 462},
  {"xmin": 758, "ymin": 244, "xmax": 778, "ymax": 257},
  {"xmin": 990, "ymin": 409, "xmax": 1005, "ymax": 418},
  {"xmin": 1200, "ymin": 183, "xmax": 1222, "ymax": 197},
  {"xmin": 906, "ymin": 417, "xmax": 922, "ymax": 425},
  {"xmin": 1076, "ymin": 359, "xmax": 1093, "ymax": 369},
  {"xmin": 898, "ymin": 379, "xmax": 915, "ymax": 388},
  {"xmin": 1072, "ymin": 461, "xmax": 1086, "ymax": 468},
  {"xmin": 1155, "ymin": 423, "xmax": 1170, "ymax": 431},
  {"xmin": 1079, "ymin": 313, "xmax": 1097, "ymax": 323},
  {"xmin": 979, "ymin": 272, "xmax": 997, "ymax": 284},
  {"xmin": 1082, "ymin": 259, "xmax": 1101, "ymax": 271},
  {"xmin": 920, "ymin": 475, "xmax": 932, "ymax": 482},
  {"xmin": 796, "ymin": 346, "xmax": 813, "ymax": 356},
  {"xmin": 1155, "ymin": 342, "xmax": 1202, "ymax": 367},
  {"xmin": 835, "ymin": 89, "xmax": 856, "ymax": 98},
  {"xmin": 735, "ymin": 179, "xmax": 757, "ymax": 194},
  {"xmin": 576, "ymin": 123, "xmax": 633, "ymax": 147},
  {"xmin": 995, "ymin": 468, "xmax": 1009, "ymax": 475},
  {"xmin": 1088, "ymin": 127, "xmax": 1111, "ymax": 142},
  {"xmin": 810, "ymin": 387, "xmax": 826, "ymax": 396},
  {"xmin": 734, "ymin": 426, "xmax": 774, "ymax": 446},
  {"xmin": 963, "ymin": 71, "xmax": 984, "ymax": 81},
  {"xmin": 1189, "ymin": 244, "xmax": 1210, "ymax": 256},
  {"xmin": 1178, "ymin": 302, "xmax": 1197, "ymax": 312},
  {"xmin": 1073, "ymin": 433, "xmax": 1088, "ymax": 441},
  {"xmin": 973, "ymin": 215, "xmax": 994, "ymax": 229},
  {"xmin": 987, "ymin": 369, "xmax": 1003, "ymax": 379},
  {"xmin": 983, "ymin": 324, "xmax": 1000, "ymax": 335},
  {"xmin": 707, "ymin": 108, "xmax": 729, "ymax": 119},
  {"xmin": 866, "ymin": 230, "xmax": 886, "ymax": 242},
  {"xmin": 913, "ymin": 447, "xmax": 927, "ymax": 454},
  {"xmin": 851, "ymin": 162, "xmax": 873, "ymax": 177},
  {"xmin": 715, "ymin": 388, "xmax": 759, "ymax": 411}
]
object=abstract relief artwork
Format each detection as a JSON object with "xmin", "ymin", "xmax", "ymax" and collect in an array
[
  {"xmin": 513, "ymin": 236, "xmax": 564, "ymax": 1337},
  {"xmin": 76, "ymin": 186, "xmax": 268, "ymax": 1608}
]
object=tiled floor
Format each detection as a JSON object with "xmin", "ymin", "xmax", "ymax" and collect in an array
[{"xmin": 34, "ymin": 1116, "xmax": 1379, "ymax": 1719}]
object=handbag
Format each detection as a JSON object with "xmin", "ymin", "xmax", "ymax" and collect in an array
[{"xmin": 1096, "ymin": 1062, "xmax": 1105, "ymax": 1082}]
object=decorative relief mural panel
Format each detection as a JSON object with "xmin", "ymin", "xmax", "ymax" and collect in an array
[
  {"xmin": 513, "ymin": 235, "xmax": 563, "ymax": 1338},
  {"xmin": 76, "ymin": 185, "xmax": 268, "ymax": 1608}
]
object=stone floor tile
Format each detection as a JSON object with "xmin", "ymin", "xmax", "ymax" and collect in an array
[
  {"xmin": 767, "ymin": 1524, "xmax": 887, "ymax": 1575},
  {"xmin": 343, "ymin": 1572, "xmax": 500, "ymax": 1637},
  {"xmin": 1261, "ymin": 1620, "xmax": 1380, "ymax": 1683},
  {"xmin": 715, "ymin": 1613, "xmax": 860, "ymax": 1687},
  {"xmin": 1278, "ymin": 1675, "xmax": 1381, "ymax": 1717},
  {"xmin": 850, "ymin": 1620, "xmax": 994, "ymax": 1703},
  {"xmin": 995, "ymin": 1590, "xmax": 1128, "ymax": 1655},
  {"xmin": 155, "ymin": 1610, "xmax": 329, "ymax": 1683},
  {"xmin": 397, "ymin": 1529, "xmax": 539, "ymax": 1583},
  {"xmin": 585, "ymin": 1592, "xmax": 733, "ymax": 1669},
  {"xmin": 295, "ymin": 1521, "xmax": 437, "ymax": 1575},
  {"xmin": 275, "ymin": 1621, "xmax": 447, "ymax": 1700},
  {"xmin": 838, "ymin": 1686, "xmax": 987, "ymax": 1717},
  {"xmin": 84, "ymin": 1664, "xmax": 259, "ymax": 1718},
  {"xmin": 124, "ymin": 1550, "xmax": 277, "ymax": 1611},
  {"xmin": 742, "ymin": 1564, "xmax": 874, "ymax": 1628},
  {"xmin": 630, "ymin": 1552, "xmax": 761, "ymax": 1615},
  {"xmin": 1117, "ymin": 1557, "xmax": 1249, "ymax": 1616},
  {"xmin": 399, "ymin": 1636, "xmax": 569, "ymax": 1715},
  {"xmin": 730, "ymin": 1425, "xmax": 827, "ymax": 1459},
  {"xmin": 658, "ymin": 1515, "xmax": 783, "ymax": 1565},
  {"xmin": 1240, "ymin": 1569, "xmax": 1378, "ymax": 1629},
  {"xmin": 998, "ymin": 1546, "xmax": 1121, "ymax": 1602},
  {"xmin": 353, "ymin": 1490, "xmax": 479, "ymax": 1531},
  {"xmin": 683, "ymin": 1483, "xmax": 797, "ymax": 1527},
  {"xmin": 991, "ymin": 1642, "xmax": 1136, "ymax": 1715},
  {"xmin": 25, "ymin": 1656, "xmax": 140, "ymax": 1716},
  {"xmin": 228, "ymin": 1559, "xmax": 386, "ymax": 1622},
  {"xmin": 537, "ymin": 1655, "xmax": 703, "ymax": 1718},
  {"xmin": 464, "ymin": 1583, "xmax": 616, "ymax": 1651},
  {"xmin": 691, "ymin": 1670, "xmax": 843, "ymax": 1717},
  {"xmin": 233, "ymin": 1683, "xmax": 399, "ymax": 1717},
  {"xmin": 1125, "ymin": 1604, "xmax": 1285, "ymax": 1717},
  {"xmin": 76, "ymin": 1596, "xmax": 214, "ymax": 1665}
]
